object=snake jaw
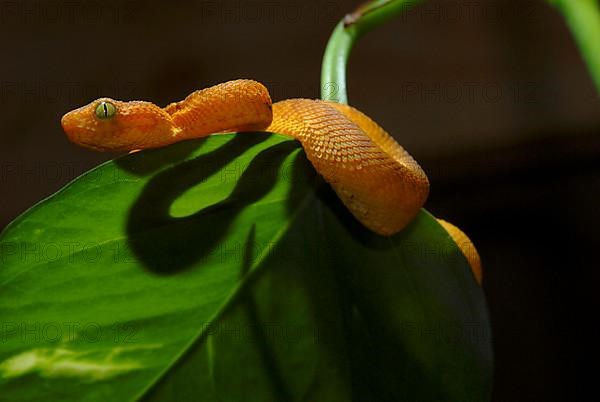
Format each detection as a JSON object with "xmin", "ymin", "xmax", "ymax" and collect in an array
[{"xmin": 61, "ymin": 107, "xmax": 98, "ymax": 149}]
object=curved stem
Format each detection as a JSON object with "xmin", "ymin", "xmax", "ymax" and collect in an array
[
  {"xmin": 320, "ymin": 0, "xmax": 423, "ymax": 103},
  {"xmin": 550, "ymin": 0, "xmax": 600, "ymax": 93},
  {"xmin": 320, "ymin": 21, "xmax": 353, "ymax": 104}
]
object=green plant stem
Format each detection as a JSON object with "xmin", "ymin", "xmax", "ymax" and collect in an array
[
  {"xmin": 551, "ymin": 0, "xmax": 600, "ymax": 93},
  {"xmin": 320, "ymin": 0, "xmax": 423, "ymax": 103}
]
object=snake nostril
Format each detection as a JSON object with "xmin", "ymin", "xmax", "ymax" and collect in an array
[{"xmin": 60, "ymin": 113, "xmax": 73, "ymax": 132}]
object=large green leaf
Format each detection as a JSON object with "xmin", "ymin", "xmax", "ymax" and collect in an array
[{"xmin": 0, "ymin": 132, "xmax": 492, "ymax": 401}]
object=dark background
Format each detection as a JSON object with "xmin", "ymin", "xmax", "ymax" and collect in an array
[{"xmin": 1, "ymin": 0, "xmax": 598, "ymax": 400}]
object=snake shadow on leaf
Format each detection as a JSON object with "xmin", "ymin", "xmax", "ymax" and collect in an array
[{"xmin": 124, "ymin": 133, "xmax": 300, "ymax": 274}]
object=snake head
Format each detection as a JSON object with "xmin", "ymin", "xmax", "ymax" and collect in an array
[{"xmin": 61, "ymin": 98, "xmax": 176, "ymax": 152}]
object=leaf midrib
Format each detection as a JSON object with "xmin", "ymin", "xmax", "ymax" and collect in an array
[{"xmin": 131, "ymin": 180, "xmax": 320, "ymax": 402}]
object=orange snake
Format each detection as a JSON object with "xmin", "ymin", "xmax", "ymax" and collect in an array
[{"xmin": 61, "ymin": 79, "xmax": 481, "ymax": 283}]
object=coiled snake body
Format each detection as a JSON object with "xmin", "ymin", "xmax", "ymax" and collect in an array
[{"xmin": 61, "ymin": 79, "xmax": 481, "ymax": 282}]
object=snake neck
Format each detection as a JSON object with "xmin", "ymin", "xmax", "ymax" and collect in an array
[{"xmin": 165, "ymin": 79, "xmax": 273, "ymax": 140}]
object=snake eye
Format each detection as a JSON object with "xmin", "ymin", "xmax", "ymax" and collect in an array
[{"xmin": 95, "ymin": 101, "xmax": 117, "ymax": 120}]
